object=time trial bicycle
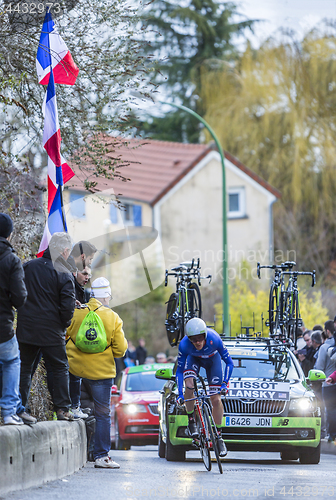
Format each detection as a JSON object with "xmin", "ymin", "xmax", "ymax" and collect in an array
[{"xmin": 184, "ymin": 376, "xmax": 224, "ymax": 474}]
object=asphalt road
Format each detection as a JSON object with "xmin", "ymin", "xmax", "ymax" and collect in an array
[{"xmin": 4, "ymin": 447, "xmax": 336, "ymax": 500}]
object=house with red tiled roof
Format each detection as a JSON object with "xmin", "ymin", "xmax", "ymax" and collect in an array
[{"xmin": 64, "ymin": 138, "xmax": 280, "ymax": 301}]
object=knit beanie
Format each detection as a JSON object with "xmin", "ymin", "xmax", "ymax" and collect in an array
[{"xmin": 0, "ymin": 213, "xmax": 14, "ymax": 238}]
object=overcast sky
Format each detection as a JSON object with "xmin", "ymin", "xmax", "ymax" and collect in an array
[{"xmin": 237, "ymin": 0, "xmax": 336, "ymax": 46}]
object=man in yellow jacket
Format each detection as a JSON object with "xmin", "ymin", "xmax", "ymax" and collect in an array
[{"xmin": 67, "ymin": 277, "xmax": 127, "ymax": 469}]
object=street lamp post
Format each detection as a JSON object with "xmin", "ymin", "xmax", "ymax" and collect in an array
[{"xmin": 160, "ymin": 101, "xmax": 229, "ymax": 334}]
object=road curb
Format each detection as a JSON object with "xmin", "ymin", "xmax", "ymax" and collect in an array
[{"xmin": 0, "ymin": 419, "xmax": 87, "ymax": 496}]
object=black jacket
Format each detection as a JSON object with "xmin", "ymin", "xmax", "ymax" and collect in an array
[
  {"xmin": 0, "ymin": 237, "xmax": 27, "ymax": 344},
  {"xmin": 16, "ymin": 248, "xmax": 75, "ymax": 346}
]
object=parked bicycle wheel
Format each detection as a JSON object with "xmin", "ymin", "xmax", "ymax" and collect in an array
[
  {"xmin": 203, "ymin": 404, "xmax": 223, "ymax": 474},
  {"xmin": 195, "ymin": 410, "xmax": 211, "ymax": 471},
  {"xmin": 268, "ymin": 283, "xmax": 279, "ymax": 335},
  {"xmin": 286, "ymin": 291, "xmax": 300, "ymax": 345},
  {"xmin": 165, "ymin": 292, "xmax": 185, "ymax": 346},
  {"xmin": 187, "ymin": 282, "xmax": 202, "ymax": 319}
]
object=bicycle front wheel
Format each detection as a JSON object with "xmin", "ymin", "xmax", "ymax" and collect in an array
[
  {"xmin": 195, "ymin": 409, "xmax": 211, "ymax": 471},
  {"xmin": 187, "ymin": 282, "xmax": 202, "ymax": 319},
  {"xmin": 203, "ymin": 404, "xmax": 223, "ymax": 474},
  {"xmin": 165, "ymin": 293, "xmax": 180, "ymax": 347}
]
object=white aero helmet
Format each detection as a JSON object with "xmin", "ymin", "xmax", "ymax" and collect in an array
[{"xmin": 185, "ymin": 318, "xmax": 207, "ymax": 339}]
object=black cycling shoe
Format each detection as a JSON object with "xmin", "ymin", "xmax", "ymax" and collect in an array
[
  {"xmin": 188, "ymin": 420, "xmax": 199, "ymax": 438},
  {"xmin": 217, "ymin": 437, "xmax": 227, "ymax": 457}
]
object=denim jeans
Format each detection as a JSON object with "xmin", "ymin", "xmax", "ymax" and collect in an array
[
  {"xmin": 82, "ymin": 378, "xmax": 112, "ymax": 459},
  {"xmin": 69, "ymin": 372, "xmax": 81, "ymax": 408},
  {"xmin": 0, "ymin": 336, "xmax": 21, "ymax": 417}
]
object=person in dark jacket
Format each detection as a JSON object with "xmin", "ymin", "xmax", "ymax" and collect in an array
[
  {"xmin": 136, "ymin": 338, "xmax": 147, "ymax": 365},
  {"xmin": 0, "ymin": 213, "xmax": 29, "ymax": 425},
  {"xmin": 17, "ymin": 232, "xmax": 76, "ymax": 421}
]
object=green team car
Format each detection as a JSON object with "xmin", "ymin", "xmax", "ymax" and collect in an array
[{"xmin": 156, "ymin": 337, "xmax": 325, "ymax": 464}]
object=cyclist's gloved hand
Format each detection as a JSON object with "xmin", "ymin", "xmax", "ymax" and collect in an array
[
  {"xmin": 177, "ymin": 395, "xmax": 184, "ymax": 406},
  {"xmin": 221, "ymin": 382, "xmax": 228, "ymax": 396}
]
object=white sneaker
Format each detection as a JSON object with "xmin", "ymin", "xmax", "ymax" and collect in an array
[
  {"xmin": 4, "ymin": 414, "xmax": 24, "ymax": 425},
  {"xmin": 94, "ymin": 456, "xmax": 120, "ymax": 469},
  {"xmin": 71, "ymin": 407, "xmax": 88, "ymax": 419}
]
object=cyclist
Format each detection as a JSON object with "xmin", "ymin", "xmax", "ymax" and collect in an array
[{"xmin": 176, "ymin": 317, "xmax": 234, "ymax": 457}]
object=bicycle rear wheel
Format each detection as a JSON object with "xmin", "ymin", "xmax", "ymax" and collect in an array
[
  {"xmin": 187, "ymin": 282, "xmax": 202, "ymax": 319},
  {"xmin": 203, "ymin": 404, "xmax": 223, "ymax": 474},
  {"xmin": 195, "ymin": 409, "xmax": 211, "ymax": 471}
]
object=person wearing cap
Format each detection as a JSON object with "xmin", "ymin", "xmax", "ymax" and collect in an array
[
  {"xmin": 0, "ymin": 213, "xmax": 32, "ymax": 425},
  {"xmin": 16, "ymin": 232, "xmax": 76, "ymax": 421},
  {"xmin": 66, "ymin": 277, "xmax": 128, "ymax": 469}
]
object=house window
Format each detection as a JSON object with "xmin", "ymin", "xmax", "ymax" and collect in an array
[
  {"xmin": 110, "ymin": 203, "xmax": 119, "ymax": 224},
  {"xmin": 121, "ymin": 203, "xmax": 142, "ymax": 226},
  {"xmin": 69, "ymin": 192, "xmax": 86, "ymax": 219},
  {"xmin": 227, "ymin": 188, "xmax": 245, "ymax": 219}
]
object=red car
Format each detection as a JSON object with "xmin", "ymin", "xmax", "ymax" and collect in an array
[{"xmin": 111, "ymin": 363, "xmax": 174, "ymax": 450}]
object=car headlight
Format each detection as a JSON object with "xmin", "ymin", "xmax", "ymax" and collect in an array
[
  {"xmin": 288, "ymin": 397, "xmax": 316, "ymax": 416},
  {"xmin": 124, "ymin": 404, "xmax": 147, "ymax": 414}
]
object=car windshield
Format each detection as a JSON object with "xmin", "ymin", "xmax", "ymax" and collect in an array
[
  {"xmin": 125, "ymin": 371, "xmax": 166, "ymax": 392},
  {"xmin": 226, "ymin": 348, "xmax": 300, "ymax": 381}
]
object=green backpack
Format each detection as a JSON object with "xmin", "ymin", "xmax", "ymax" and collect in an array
[{"xmin": 75, "ymin": 306, "xmax": 108, "ymax": 353}]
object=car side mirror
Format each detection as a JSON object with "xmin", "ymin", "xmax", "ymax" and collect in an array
[
  {"xmin": 155, "ymin": 367, "xmax": 175, "ymax": 381},
  {"xmin": 111, "ymin": 384, "xmax": 120, "ymax": 395},
  {"xmin": 306, "ymin": 369, "xmax": 326, "ymax": 383}
]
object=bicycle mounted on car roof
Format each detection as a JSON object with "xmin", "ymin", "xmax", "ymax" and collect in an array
[
  {"xmin": 257, "ymin": 261, "xmax": 316, "ymax": 347},
  {"xmin": 164, "ymin": 259, "xmax": 211, "ymax": 347}
]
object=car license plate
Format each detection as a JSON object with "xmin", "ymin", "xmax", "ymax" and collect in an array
[{"xmin": 225, "ymin": 416, "xmax": 272, "ymax": 427}]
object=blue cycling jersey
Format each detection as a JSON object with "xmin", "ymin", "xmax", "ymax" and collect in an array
[{"xmin": 176, "ymin": 328, "xmax": 234, "ymax": 397}]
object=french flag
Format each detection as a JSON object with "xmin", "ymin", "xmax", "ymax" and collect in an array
[
  {"xmin": 36, "ymin": 10, "xmax": 79, "ymax": 86},
  {"xmin": 37, "ymin": 185, "xmax": 68, "ymax": 258},
  {"xmin": 47, "ymin": 155, "xmax": 74, "ymax": 211},
  {"xmin": 37, "ymin": 68, "xmax": 73, "ymax": 257},
  {"xmin": 43, "ymin": 68, "xmax": 62, "ymax": 166}
]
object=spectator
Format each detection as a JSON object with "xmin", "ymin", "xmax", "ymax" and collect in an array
[
  {"xmin": 136, "ymin": 338, "xmax": 147, "ymax": 365},
  {"xmin": 17, "ymin": 232, "xmax": 76, "ymax": 421},
  {"xmin": 68, "ymin": 264, "xmax": 92, "ymax": 419},
  {"xmin": 313, "ymin": 324, "xmax": 324, "ymax": 332},
  {"xmin": 68, "ymin": 240, "xmax": 97, "ymax": 270},
  {"xmin": 66, "ymin": 277, "xmax": 127, "ymax": 468},
  {"xmin": 144, "ymin": 356, "xmax": 155, "ymax": 364},
  {"xmin": 156, "ymin": 352, "xmax": 167, "ymax": 363},
  {"xmin": 322, "ymin": 329, "xmax": 328, "ymax": 343},
  {"xmin": 123, "ymin": 340, "xmax": 137, "ymax": 367},
  {"xmin": 311, "ymin": 331, "xmax": 323, "ymax": 365},
  {"xmin": 296, "ymin": 330, "xmax": 315, "ymax": 376},
  {"xmin": 68, "ymin": 240, "xmax": 97, "ymax": 303},
  {"xmin": 0, "ymin": 213, "xmax": 32, "ymax": 425},
  {"xmin": 314, "ymin": 320, "xmax": 336, "ymax": 441},
  {"xmin": 296, "ymin": 327, "xmax": 305, "ymax": 350}
]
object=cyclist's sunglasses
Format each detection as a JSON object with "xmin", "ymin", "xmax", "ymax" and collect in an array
[{"xmin": 189, "ymin": 334, "xmax": 205, "ymax": 344}]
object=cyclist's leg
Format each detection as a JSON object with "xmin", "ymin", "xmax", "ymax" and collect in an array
[
  {"xmin": 205, "ymin": 353, "xmax": 224, "ymax": 426},
  {"xmin": 205, "ymin": 354, "xmax": 227, "ymax": 457},
  {"xmin": 183, "ymin": 356, "xmax": 200, "ymax": 437}
]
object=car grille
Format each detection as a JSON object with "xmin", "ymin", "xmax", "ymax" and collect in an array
[
  {"xmin": 125, "ymin": 425, "xmax": 159, "ymax": 434},
  {"xmin": 223, "ymin": 399, "xmax": 286, "ymax": 415},
  {"xmin": 148, "ymin": 403, "xmax": 159, "ymax": 416},
  {"xmin": 221, "ymin": 427, "xmax": 315, "ymax": 441}
]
